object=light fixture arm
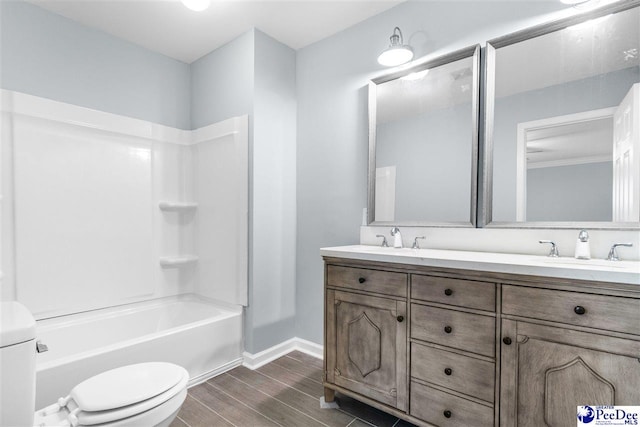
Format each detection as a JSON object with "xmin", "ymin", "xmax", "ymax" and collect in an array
[
  {"xmin": 377, "ymin": 26, "xmax": 414, "ymax": 67},
  {"xmin": 389, "ymin": 27, "xmax": 404, "ymax": 47}
]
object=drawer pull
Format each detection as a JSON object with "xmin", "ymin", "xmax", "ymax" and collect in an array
[
  {"xmin": 443, "ymin": 410, "xmax": 452, "ymax": 418},
  {"xmin": 358, "ymin": 277, "xmax": 366, "ymax": 284},
  {"xmin": 574, "ymin": 305, "xmax": 586, "ymax": 315},
  {"xmin": 444, "ymin": 288, "xmax": 453, "ymax": 296},
  {"xmin": 503, "ymin": 337, "xmax": 512, "ymax": 345},
  {"xmin": 444, "ymin": 367, "xmax": 452, "ymax": 376},
  {"xmin": 444, "ymin": 326, "xmax": 453, "ymax": 334},
  {"xmin": 397, "ymin": 315, "xmax": 404, "ymax": 322}
]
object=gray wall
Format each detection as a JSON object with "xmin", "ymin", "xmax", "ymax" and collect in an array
[
  {"xmin": 527, "ymin": 162, "xmax": 612, "ymax": 222},
  {"xmin": 248, "ymin": 30, "xmax": 297, "ymax": 353},
  {"xmin": 190, "ymin": 30, "xmax": 254, "ymax": 130},
  {"xmin": 295, "ymin": 1, "xmax": 568, "ymax": 345},
  {"xmin": 492, "ymin": 67, "xmax": 640, "ymax": 221},
  {"xmin": 0, "ymin": 1, "xmax": 191, "ymax": 129},
  {"xmin": 191, "ymin": 29, "xmax": 297, "ymax": 354}
]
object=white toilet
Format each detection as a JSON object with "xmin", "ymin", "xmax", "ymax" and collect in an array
[{"xmin": 0, "ymin": 302, "xmax": 189, "ymax": 427}]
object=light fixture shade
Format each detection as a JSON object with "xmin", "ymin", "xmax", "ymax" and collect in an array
[
  {"xmin": 181, "ymin": 0, "xmax": 210, "ymax": 11},
  {"xmin": 378, "ymin": 27, "xmax": 414, "ymax": 66}
]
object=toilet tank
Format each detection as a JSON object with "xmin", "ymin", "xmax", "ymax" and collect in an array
[{"xmin": 1, "ymin": 301, "xmax": 36, "ymax": 426}]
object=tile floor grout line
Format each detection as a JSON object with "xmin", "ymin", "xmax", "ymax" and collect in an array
[
  {"xmin": 267, "ymin": 359, "xmax": 324, "ymax": 386},
  {"xmin": 224, "ymin": 370, "xmax": 332, "ymax": 427},
  {"xmin": 176, "ymin": 415, "xmax": 191, "ymax": 427},
  {"xmin": 204, "ymin": 382, "xmax": 285, "ymax": 427},
  {"xmin": 188, "ymin": 390, "xmax": 239, "ymax": 427},
  {"xmin": 354, "ymin": 417, "xmax": 378, "ymax": 427},
  {"xmin": 206, "ymin": 378, "xmax": 320, "ymax": 427},
  {"xmin": 252, "ymin": 367, "xmax": 319, "ymax": 399},
  {"xmin": 391, "ymin": 418, "xmax": 401, "ymax": 427},
  {"xmin": 283, "ymin": 353, "xmax": 323, "ymax": 368},
  {"xmin": 250, "ymin": 367, "xmax": 364, "ymax": 422}
]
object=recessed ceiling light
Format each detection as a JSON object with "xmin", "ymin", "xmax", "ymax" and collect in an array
[{"xmin": 181, "ymin": 0, "xmax": 210, "ymax": 12}]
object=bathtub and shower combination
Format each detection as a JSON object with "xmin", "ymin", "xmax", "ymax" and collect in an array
[
  {"xmin": 1, "ymin": 91, "xmax": 250, "ymax": 408},
  {"xmin": 34, "ymin": 295, "xmax": 242, "ymax": 409}
]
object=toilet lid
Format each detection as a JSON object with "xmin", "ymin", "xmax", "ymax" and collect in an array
[{"xmin": 71, "ymin": 362, "xmax": 186, "ymax": 412}]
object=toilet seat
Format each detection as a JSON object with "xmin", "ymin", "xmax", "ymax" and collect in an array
[{"xmin": 34, "ymin": 362, "xmax": 189, "ymax": 427}]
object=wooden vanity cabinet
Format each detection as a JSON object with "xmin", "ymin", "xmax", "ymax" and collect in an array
[
  {"xmin": 500, "ymin": 286, "xmax": 640, "ymax": 427},
  {"xmin": 323, "ymin": 257, "xmax": 640, "ymax": 427},
  {"xmin": 324, "ymin": 264, "xmax": 408, "ymax": 411}
]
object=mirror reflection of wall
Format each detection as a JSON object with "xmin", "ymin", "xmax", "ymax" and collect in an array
[
  {"xmin": 522, "ymin": 112, "xmax": 614, "ymax": 222},
  {"xmin": 371, "ymin": 48, "xmax": 478, "ymax": 225},
  {"xmin": 490, "ymin": 6, "xmax": 640, "ymax": 224}
]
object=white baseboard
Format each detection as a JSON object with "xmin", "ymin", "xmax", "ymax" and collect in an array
[
  {"xmin": 187, "ymin": 357, "xmax": 244, "ymax": 387},
  {"xmin": 243, "ymin": 337, "xmax": 323, "ymax": 370}
]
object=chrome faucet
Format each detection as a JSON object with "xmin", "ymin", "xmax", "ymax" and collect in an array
[
  {"xmin": 376, "ymin": 234, "xmax": 388, "ymax": 247},
  {"xmin": 606, "ymin": 243, "xmax": 633, "ymax": 261},
  {"xmin": 412, "ymin": 236, "xmax": 426, "ymax": 249},
  {"xmin": 390, "ymin": 227, "xmax": 403, "ymax": 248},
  {"xmin": 539, "ymin": 240, "xmax": 559, "ymax": 257}
]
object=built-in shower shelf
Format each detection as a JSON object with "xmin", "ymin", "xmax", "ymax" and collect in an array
[
  {"xmin": 158, "ymin": 201, "xmax": 198, "ymax": 211},
  {"xmin": 159, "ymin": 256, "xmax": 199, "ymax": 268}
]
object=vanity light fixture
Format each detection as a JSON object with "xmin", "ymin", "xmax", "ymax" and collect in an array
[
  {"xmin": 181, "ymin": 0, "xmax": 210, "ymax": 12},
  {"xmin": 377, "ymin": 27, "xmax": 414, "ymax": 67}
]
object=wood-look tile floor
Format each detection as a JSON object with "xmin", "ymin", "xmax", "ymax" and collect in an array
[{"xmin": 170, "ymin": 351, "xmax": 417, "ymax": 427}]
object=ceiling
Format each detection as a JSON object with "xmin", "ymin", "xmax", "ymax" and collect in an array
[{"xmin": 23, "ymin": 0, "xmax": 404, "ymax": 64}]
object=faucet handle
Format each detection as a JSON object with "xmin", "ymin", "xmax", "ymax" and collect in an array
[
  {"xmin": 539, "ymin": 240, "xmax": 559, "ymax": 257},
  {"xmin": 412, "ymin": 236, "xmax": 426, "ymax": 249},
  {"xmin": 607, "ymin": 243, "xmax": 633, "ymax": 261},
  {"xmin": 376, "ymin": 234, "xmax": 388, "ymax": 247}
]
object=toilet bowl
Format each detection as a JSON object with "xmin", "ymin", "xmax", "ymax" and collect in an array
[
  {"xmin": 34, "ymin": 362, "xmax": 189, "ymax": 427},
  {"xmin": 0, "ymin": 302, "xmax": 188, "ymax": 427}
]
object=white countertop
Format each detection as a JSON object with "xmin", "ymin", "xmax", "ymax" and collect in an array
[{"xmin": 320, "ymin": 245, "xmax": 640, "ymax": 285}]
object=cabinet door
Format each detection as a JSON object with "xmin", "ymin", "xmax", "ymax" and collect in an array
[
  {"xmin": 501, "ymin": 320, "xmax": 640, "ymax": 427},
  {"xmin": 326, "ymin": 290, "xmax": 407, "ymax": 411}
]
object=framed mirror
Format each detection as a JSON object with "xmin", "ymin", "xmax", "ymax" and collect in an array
[
  {"xmin": 368, "ymin": 45, "xmax": 480, "ymax": 226},
  {"xmin": 483, "ymin": 1, "xmax": 640, "ymax": 229}
]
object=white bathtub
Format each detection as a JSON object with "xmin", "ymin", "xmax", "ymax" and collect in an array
[{"xmin": 34, "ymin": 294, "xmax": 243, "ymax": 409}]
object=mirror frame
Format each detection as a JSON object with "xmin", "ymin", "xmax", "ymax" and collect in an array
[
  {"xmin": 481, "ymin": 0, "xmax": 640, "ymax": 230},
  {"xmin": 367, "ymin": 44, "xmax": 481, "ymax": 227}
]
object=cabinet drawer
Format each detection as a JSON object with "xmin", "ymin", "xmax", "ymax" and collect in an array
[
  {"xmin": 410, "ymin": 382, "xmax": 493, "ymax": 427},
  {"xmin": 502, "ymin": 285, "xmax": 640, "ymax": 335},
  {"xmin": 411, "ymin": 275, "xmax": 495, "ymax": 312},
  {"xmin": 411, "ymin": 304, "xmax": 495, "ymax": 357},
  {"xmin": 411, "ymin": 343, "xmax": 495, "ymax": 403},
  {"xmin": 326, "ymin": 265, "xmax": 407, "ymax": 297}
]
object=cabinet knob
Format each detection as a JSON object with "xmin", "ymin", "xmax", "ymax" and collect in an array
[
  {"xmin": 503, "ymin": 337, "xmax": 512, "ymax": 345},
  {"xmin": 444, "ymin": 326, "xmax": 453, "ymax": 334},
  {"xmin": 574, "ymin": 305, "xmax": 586, "ymax": 315},
  {"xmin": 444, "ymin": 288, "xmax": 453, "ymax": 296},
  {"xmin": 358, "ymin": 277, "xmax": 366, "ymax": 284},
  {"xmin": 397, "ymin": 315, "xmax": 404, "ymax": 323},
  {"xmin": 444, "ymin": 368, "xmax": 453, "ymax": 376},
  {"xmin": 443, "ymin": 410, "xmax": 452, "ymax": 418}
]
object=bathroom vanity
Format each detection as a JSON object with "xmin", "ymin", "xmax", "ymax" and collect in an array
[{"xmin": 321, "ymin": 246, "xmax": 640, "ymax": 427}]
